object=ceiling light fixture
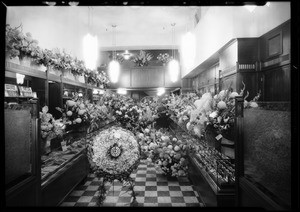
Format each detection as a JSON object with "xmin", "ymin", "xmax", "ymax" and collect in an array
[
  {"xmin": 244, "ymin": 3, "xmax": 257, "ymax": 13},
  {"xmin": 43, "ymin": 1, "xmax": 56, "ymax": 6},
  {"xmin": 168, "ymin": 23, "xmax": 180, "ymax": 83},
  {"xmin": 108, "ymin": 25, "xmax": 120, "ymax": 83},
  {"xmin": 68, "ymin": 1, "xmax": 79, "ymax": 6},
  {"xmin": 122, "ymin": 50, "xmax": 132, "ymax": 60},
  {"xmin": 83, "ymin": 6, "xmax": 98, "ymax": 70}
]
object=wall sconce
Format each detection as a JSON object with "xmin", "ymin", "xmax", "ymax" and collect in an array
[{"xmin": 16, "ymin": 73, "xmax": 25, "ymax": 84}]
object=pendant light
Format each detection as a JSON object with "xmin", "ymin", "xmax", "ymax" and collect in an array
[
  {"xmin": 182, "ymin": 14, "xmax": 195, "ymax": 70},
  {"xmin": 108, "ymin": 25, "xmax": 120, "ymax": 83},
  {"xmin": 83, "ymin": 6, "xmax": 98, "ymax": 70},
  {"xmin": 168, "ymin": 23, "xmax": 180, "ymax": 83}
]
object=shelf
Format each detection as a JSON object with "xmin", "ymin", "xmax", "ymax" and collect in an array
[{"xmin": 6, "ymin": 61, "xmax": 47, "ymax": 80}]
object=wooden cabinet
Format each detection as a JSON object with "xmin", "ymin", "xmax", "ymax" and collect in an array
[
  {"xmin": 259, "ymin": 20, "xmax": 290, "ymax": 101},
  {"xmin": 5, "ymin": 99, "xmax": 41, "ymax": 206}
]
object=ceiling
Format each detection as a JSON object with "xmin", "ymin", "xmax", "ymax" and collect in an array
[{"xmin": 7, "ymin": 6, "xmax": 200, "ymax": 52}]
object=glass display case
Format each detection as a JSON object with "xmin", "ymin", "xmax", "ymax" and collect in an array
[
  {"xmin": 169, "ymin": 117, "xmax": 235, "ymax": 206},
  {"xmin": 5, "ymin": 99, "xmax": 41, "ymax": 206},
  {"xmin": 237, "ymin": 102, "xmax": 291, "ymax": 209}
]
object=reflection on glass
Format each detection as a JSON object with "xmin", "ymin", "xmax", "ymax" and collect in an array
[{"xmin": 243, "ymin": 106, "xmax": 291, "ymax": 208}]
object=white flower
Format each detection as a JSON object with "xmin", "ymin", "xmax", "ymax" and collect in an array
[
  {"xmin": 209, "ymin": 111, "xmax": 218, "ymax": 119},
  {"xmin": 217, "ymin": 101, "xmax": 227, "ymax": 109},
  {"xmin": 249, "ymin": 101, "xmax": 258, "ymax": 108}
]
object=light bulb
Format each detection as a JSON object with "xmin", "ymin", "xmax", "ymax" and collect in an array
[
  {"xmin": 181, "ymin": 31, "xmax": 195, "ymax": 69},
  {"xmin": 83, "ymin": 33, "xmax": 98, "ymax": 70},
  {"xmin": 108, "ymin": 60, "xmax": 120, "ymax": 83},
  {"xmin": 168, "ymin": 59, "xmax": 179, "ymax": 83}
]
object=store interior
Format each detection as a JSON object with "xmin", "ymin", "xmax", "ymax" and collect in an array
[{"xmin": 3, "ymin": 1, "xmax": 295, "ymax": 209}]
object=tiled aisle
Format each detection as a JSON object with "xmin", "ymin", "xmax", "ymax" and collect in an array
[{"xmin": 60, "ymin": 160, "xmax": 205, "ymax": 207}]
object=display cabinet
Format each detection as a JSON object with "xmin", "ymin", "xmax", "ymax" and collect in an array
[
  {"xmin": 235, "ymin": 101, "xmax": 291, "ymax": 210},
  {"xmin": 5, "ymin": 99, "xmax": 41, "ymax": 206},
  {"xmin": 41, "ymin": 129, "xmax": 89, "ymax": 206},
  {"xmin": 168, "ymin": 116, "xmax": 235, "ymax": 207}
]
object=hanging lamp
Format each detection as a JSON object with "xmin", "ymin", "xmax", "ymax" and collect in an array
[
  {"xmin": 182, "ymin": 14, "xmax": 195, "ymax": 70},
  {"xmin": 168, "ymin": 23, "xmax": 180, "ymax": 83},
  {"xmin": 108, "ymin": 25, "xmax": 120, "ymax": 83},
  {"xmin": 83, "ymin": 6, "xmax": 98, "ymax": 70}
]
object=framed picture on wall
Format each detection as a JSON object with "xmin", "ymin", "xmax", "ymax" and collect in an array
[{"xmin": 267, "ymin": 31, "xmax": 282, "ymax": 59}]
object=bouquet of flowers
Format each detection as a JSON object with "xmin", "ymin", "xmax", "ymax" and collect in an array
[
  {"xmin": 5, "ymin": 24, "xmax": 39, "ymax": 60},
  {"xmin": 131, "ymin": 50, "xmax": 153, "ymax": 67},
  {"xmin": 206, "ymin": 82, "xmax": 261, "ymax": 140},
  {"xmin": 136, "ymin": 126, "xmax": 157, "ymax": 160},
  {"xmin": 85, "ymin": 101, "xmax": 112, "ymax": 133},
  {"xmin": 149, "ymin": 130, "xmax": 189, "ymax": 177},
  {"xmin": 157, "ymin": 53, "xmax": 172, "ymax": 65},
  {"xmin": 56, "ymin": 94, "xmax": 91, "ymax": 131},
  {"xmin": 114, "ymin": 103, "xmax": 141, "ymax": 132}
]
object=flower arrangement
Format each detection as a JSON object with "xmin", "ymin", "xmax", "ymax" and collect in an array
[
  {"xmin": 149, "ymin": 129, "xmax": 190, "ymax": 177},
  {"xmin": 114, "ymin": 103, "xmax": 141, "ymax": 132},
  {"xmin": 5, "ymin": 24, "xmax": 39, "ymax": 60},
  {"xmin": 87, "ymin": 126, "xmax": 140, "ymax": 205},
  {"xmin": 131, "ymin": 50, "xmax": 153, "ymax": 67},
  {"xmin": 85, "ymin": 102, "xmax": 113, "ymax": 133},
  {"xmin": 40, "ymin": 106, "xmax": 65, "ymax": 140},
  {"xmin": 6, "ymin": 24, "xmax": 110, "ymax": 88},
  {"xmin": 56, "ymin": 94, "xmax": 91, "ymax": 131},
  {"xmin": 206, "ymin": 82, "xmax": 261, "ymax": 140},
  {"xmin": 136, "ymin": 126, "xmax": 157, "ymax": 160},
  {"xmin": 157, "ymin": 53, "xmax": 172, "ymax": 65}
]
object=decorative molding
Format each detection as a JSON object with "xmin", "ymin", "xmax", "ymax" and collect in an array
[{"xmin": 261, "ymin": 54, "xmax": 290, "ymax": 69}]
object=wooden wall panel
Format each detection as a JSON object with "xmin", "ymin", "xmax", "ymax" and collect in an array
[
  {"xmin": 259, "ymin": 20, "xmax": 290, "ymax": 62},
  {"xmin": 147, "ymin": 68, "xmax": 164, "ymax": 87},
  {"xmin": 118, "ymin": 68, "xmax": 131, "ymax": 88},
  {"xmin": 131, "ymin": 69, "xmax": 148, "ymax": 87},
  {"xmin": 264, "ymin": 65, "xmax": 290, "ymax": 101}
]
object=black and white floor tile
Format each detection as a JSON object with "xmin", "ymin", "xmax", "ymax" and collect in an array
[{"xmin": 60, "ymin": 160, "xmax": 205, "ymax": 207}]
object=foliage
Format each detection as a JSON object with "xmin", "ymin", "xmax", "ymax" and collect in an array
[
  {"xmin": 5, "ymin": 24, "xmax": 39, "ymax": 59},
  {"xmin": 157, "ymin": 53, "xmax": 172, "ymax": 65},
  {"xmin": 131, "ymin": 50, "xmax": 153, "ymax": 67}
]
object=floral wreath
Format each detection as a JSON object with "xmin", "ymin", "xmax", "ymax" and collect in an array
[{"xmin": 87, "ymin": 126, "xmax": 140, "ymax": 206}]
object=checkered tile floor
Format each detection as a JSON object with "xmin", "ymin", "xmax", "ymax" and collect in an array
[{"xmin": 60, "ymin": 160, "xmax": 205, "ymax": 207}]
